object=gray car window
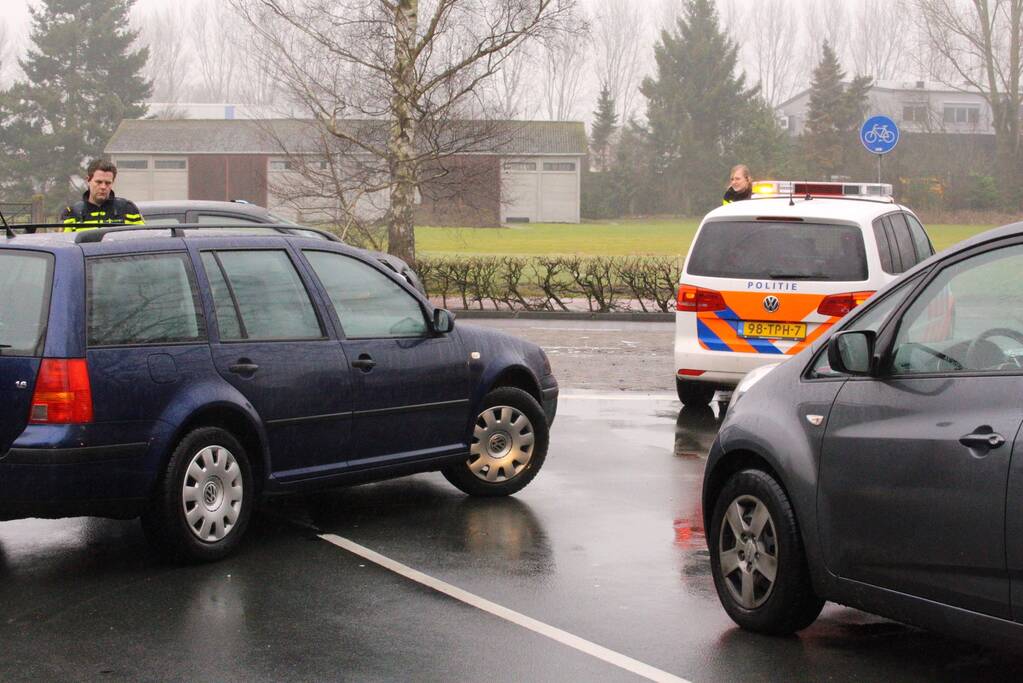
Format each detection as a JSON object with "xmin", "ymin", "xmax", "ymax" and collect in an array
[
  {"xmin": 809, "ymin": 277, "xmax": 919, "ymax": 378},
  {"xmin": 891, "ymin": 243, "xmax": 1023, "ymax": 374},
  {"xmin": 304, "ymin": 250, "xmax": 427, "ymax": 339}
]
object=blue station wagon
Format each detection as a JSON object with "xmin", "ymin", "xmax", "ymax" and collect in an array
[{"xmin": 0, "ymin": 225, "xmax": 558, "ymax": 561}]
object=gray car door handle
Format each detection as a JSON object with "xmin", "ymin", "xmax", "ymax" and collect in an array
[{"xmin": 959, "ymin": 428, "xmax": 1006, "ymax": 451}]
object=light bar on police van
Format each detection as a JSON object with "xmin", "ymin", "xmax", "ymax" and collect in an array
[{"xmin": 751, "ymin": 180, "xmax": 893, "ymax": 199}]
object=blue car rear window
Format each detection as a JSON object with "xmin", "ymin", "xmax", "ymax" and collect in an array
[{"xmin": 0, "ymin": 250, "xmax": 53, "ymax": 356}]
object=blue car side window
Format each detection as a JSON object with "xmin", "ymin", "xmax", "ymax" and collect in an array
[{"xmin": 304, "ymin": 250, "xmax": 428, "ymax": 339}]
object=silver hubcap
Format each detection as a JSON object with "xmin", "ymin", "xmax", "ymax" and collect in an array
[
  {"xmin": 182, "ymin": 445, "xmax": 243, "ymax": 542},
  {"xmin": 468, "ymin": 405, "xmax": 534, "ymax": 482},
  {"xmin": 718, "ymin": 495, "xmax": 778, "ymax": 609}
]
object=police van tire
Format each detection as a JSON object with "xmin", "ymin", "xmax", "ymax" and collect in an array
[
  {"xmin": 676, "ymin": 378, "xmax": 716, "ymax": 406},
  {"xmin": 142, "ymin": 427, "xmax": 254, "ymax": 563}
]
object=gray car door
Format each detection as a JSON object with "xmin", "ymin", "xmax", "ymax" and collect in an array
[{"xmin": 819, "ymin": 241, "xmax": 1023, "ymax": 619}]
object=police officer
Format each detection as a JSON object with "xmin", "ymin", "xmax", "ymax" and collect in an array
[
  {"xmin": 723, "ymin": 164, "xmax": 753, "ymax": 204},
  {"xmin": 61, "ymin": 159, "xmax": 144, "ymax": 231}
]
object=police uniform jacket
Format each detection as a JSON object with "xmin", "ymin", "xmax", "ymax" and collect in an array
[
  {"xmin": 722, "ymin": 186, "xmax": 752, "ymax": 205},
  {"xmin": 61, "ymin": 190, "xmax": 144, "ymax": 231}
]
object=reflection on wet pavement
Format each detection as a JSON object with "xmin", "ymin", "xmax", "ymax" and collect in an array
[{"xmin": 2, "ymin": 391, "xmax": 1023, "ymax": 681}]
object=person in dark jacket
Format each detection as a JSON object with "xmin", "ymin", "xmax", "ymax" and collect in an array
[
  {"xmin": 722, "ymin": 164, "xmax": 753, "ymax": 204},
  {"xmin": 61, "ymin": 159, "xmax": 144, "ymax": 231}
]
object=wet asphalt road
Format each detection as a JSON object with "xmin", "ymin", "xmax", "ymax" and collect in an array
[{"xmin": 2, "ymin": 321, "xmax": 1022, "ymax": 681}]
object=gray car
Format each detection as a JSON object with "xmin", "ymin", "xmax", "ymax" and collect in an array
[{"xmin": 704, "ymin": 221, "xmax": 1023, "ymax": 646}]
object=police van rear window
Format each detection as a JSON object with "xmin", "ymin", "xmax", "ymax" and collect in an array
[
  {"xmin": 687, "ymin": 221, "xmax": 868, "ymax": 282},
  {"xmin": 0, "ymin": 250, "xmax": 54, "ymax": 356}
]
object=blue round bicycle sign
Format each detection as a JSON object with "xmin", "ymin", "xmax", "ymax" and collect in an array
[{"xmin": 860, "ymin": 115, "xmax": 899, "ymax": 154}]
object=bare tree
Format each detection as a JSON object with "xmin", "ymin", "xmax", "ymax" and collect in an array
[
  {"xmin": 0, "ymin": 20, "xmax": 9, "ymax": 88},
  {"xmin": 746, "ymin": 0, "xmax": 799, "ymax": 106},
  {"xmin": 0, "ymin": 19, "xmax": 21, "ymax": 88},
  {"xmin": 487, "ymin": 40, "xmax": 539, "ymax": 119},
  {"xmin": 591, "ymin": 0, "xmax": 645, "ymax": 122},
  {"xmin": 804, "ymin": 0, "xmax": 848, "ymax": 71},
  {"xmin": 232, "ymin": 0, "xmax": 579, "ymax": 264},
  {"xmin": 915, "ymin": 0, "xmax": 1023, "ymax": 194},
  {"xmin": 541, "ymin": 27, "xmax": 589, "ymax": 121},
  {"xmin": 191, "ymin": 2, "xmax": 242, "ymax": 102},
  {"xmin": 136, "ymin": 4, "xmax": 193, "ymax": 103},
  {"xmin": 850, "ymin": 0, "xmax": 913, "ymax": 82}
]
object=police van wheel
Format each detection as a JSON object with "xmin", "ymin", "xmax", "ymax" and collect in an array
[{"xmin": 676, "ymin": 378, "xmax": 716, "ymax": 406}]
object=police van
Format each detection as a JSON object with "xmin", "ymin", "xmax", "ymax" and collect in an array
[{"xmin": 674, "ymin": 181, "xmax": 934, "ymax": 405}]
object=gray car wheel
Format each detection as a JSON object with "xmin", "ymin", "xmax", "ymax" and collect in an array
[
  {"xmin": 708, "ymin": 469, "xmax": 824, "ymax": 634},
  {"xmin": 717, "ymin": 494, "xmax": 778, "ymax": 609}
]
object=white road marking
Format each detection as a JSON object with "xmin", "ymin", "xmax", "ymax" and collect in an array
[{"xmin": 319, "ymin": 534, "xmax": 691, "ymax": 683}]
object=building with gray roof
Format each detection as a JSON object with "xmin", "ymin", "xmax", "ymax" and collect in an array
[{"xmin": 105, "ymin": 119, "xmax": 588, "ymax": 226}]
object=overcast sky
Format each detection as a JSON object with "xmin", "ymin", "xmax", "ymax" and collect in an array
[{"xmin": 0, "ymin": 0, "xmax": 937, "ymax": 124}]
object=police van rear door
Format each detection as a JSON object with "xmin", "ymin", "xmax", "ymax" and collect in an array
[{"xmin": 683, "ymin": 219, "xmax": 872, "ymax": 356}]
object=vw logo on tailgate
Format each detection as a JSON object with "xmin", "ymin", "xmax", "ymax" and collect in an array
[{"xmin": 762, "ymin": 295, "xmax": 781, "ymax": 313}]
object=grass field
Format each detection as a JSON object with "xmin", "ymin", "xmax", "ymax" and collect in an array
[{"xmin": 415, "ymin": 218, "xmax": 997, "ymax": 257}]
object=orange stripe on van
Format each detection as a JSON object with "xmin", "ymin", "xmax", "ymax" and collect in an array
[
  {"xmin": 720, "ymin": 291, "xmax": 827, "ymax": 322},
  {"xmin": 698, "ymin": 313, "xmax": 760, "ymax": 353},
  {"xmin": 787, "ymin": 317, "xmax": 840, "ymax": 355}
]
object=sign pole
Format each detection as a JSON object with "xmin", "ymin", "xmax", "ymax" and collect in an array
[{"xmin": 877, "ymin": 153, "xmax": 882, "ymax": 184}]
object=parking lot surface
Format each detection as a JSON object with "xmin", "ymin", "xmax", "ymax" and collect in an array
[{"xmin": 2, "ymin": 321, "xmax": 1022, "ymax": 681}]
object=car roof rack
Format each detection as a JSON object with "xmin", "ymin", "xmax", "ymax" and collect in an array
[
  {"xmin": 2, "ymin": 222, "xmax": 80, "ymax": 236},
  {"xmin": 70, "ymin": 223, "xmax": 343, "ymax": 244}
]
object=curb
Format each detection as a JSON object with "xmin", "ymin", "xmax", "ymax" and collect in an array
[{"xmin": 448, "ymin": 309, "xmax": 674, "ymax": 322}]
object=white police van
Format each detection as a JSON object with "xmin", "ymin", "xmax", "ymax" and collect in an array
[{"xmin": 674, "ymin": 181, "xmax": 934, "ymax": 405}]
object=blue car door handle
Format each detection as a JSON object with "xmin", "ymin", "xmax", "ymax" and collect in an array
[
  {"xmin": 959, "ymin": 427, "xmax": 1005, "ymax": 451},
  {"xmin": 351, "ymin": 354, "xmax": 376, "ymax": 371},
  {"xmin": 228, "ymin": 361, "xmax": 260, "ymax": 376}
]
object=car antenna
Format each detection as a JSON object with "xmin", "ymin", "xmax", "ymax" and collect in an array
[
  {"xmin": 788, "ymin": 183, "xmax": 795, "ymax": 207},
  {"xmin": 0, "ymin": 209, "xmax": 14, "ymax": 238}
]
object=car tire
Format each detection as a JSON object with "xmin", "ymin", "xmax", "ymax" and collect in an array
[
  {"xmin": 142, "ymin": 427, "xmax": 254, "ymax": 563},
  {"xmin": 443, "ymin": 387, "xmax": 549, "ymax": 497},
  {"xmin": 708, "ymin": 469, "xmax": 824, "ymax": 635},
  {"xmin": 676, "ymin": 378, "xmax": 716, "ymax": 406}
]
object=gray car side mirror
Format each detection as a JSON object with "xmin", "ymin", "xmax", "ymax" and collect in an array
[{"xmin": 827, "ymin": 330, "xmax": 876, "ymax": 376}]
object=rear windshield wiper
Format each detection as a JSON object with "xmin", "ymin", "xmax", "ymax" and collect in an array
[{"xmin": 768, "ymin": 272, "xmax": 828, "ymax": 280}]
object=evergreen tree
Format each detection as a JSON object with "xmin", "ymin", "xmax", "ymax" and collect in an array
[
  {"xmin": 802, "ymin": 41, "xmax": 871, "ymax": 179},
  {"xmin": 590, "ymin": 85, "xmax": 618, "ymax": 172},
  {"xmin": 0, "ymin": 0, "xmax": 150, "ymax": 211},
  {"xmin": 638, "ymin": 0, "xmax": 758, "ymax": 214}
]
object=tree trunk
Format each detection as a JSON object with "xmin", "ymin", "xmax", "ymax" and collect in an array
[{"xmin": 387, "ymin": 0, "xmax": 419, "ymax": 267}]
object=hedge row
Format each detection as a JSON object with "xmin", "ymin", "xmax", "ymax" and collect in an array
[{"xmin": 416, "ymin": 256, "xmax": 682, "ymax": 312}]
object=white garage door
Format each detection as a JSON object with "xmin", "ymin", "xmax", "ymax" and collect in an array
[
  {"xmin": 110, "ymin": 157, "xmax": 189, "ymax": 202},
  {"xmin": 539, "ymin": 171, "xmax": 578, "ymax": 223},
  {"xmin": 501, "ymin": 160, "xmax": 539, "ymax": 223}
]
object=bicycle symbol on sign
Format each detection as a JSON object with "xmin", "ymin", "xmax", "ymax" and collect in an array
[{"xmin": 863, "ymin": 123, "xmax": 896, "ymax": 145}]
